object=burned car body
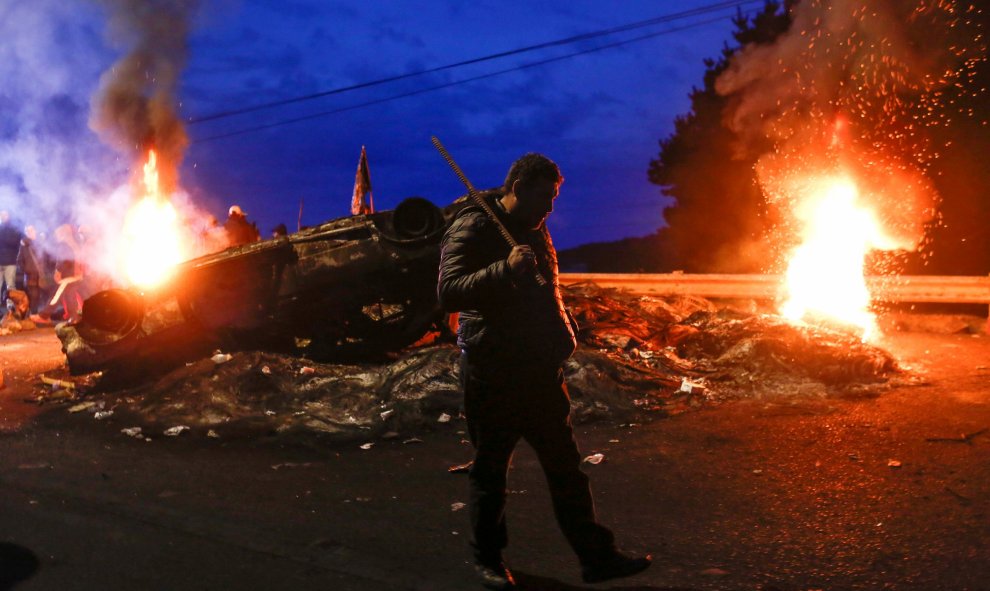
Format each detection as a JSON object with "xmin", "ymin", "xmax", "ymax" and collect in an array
[{"xmin": 59, "ymin": 197, "xmax": 468, "ymax": 376}]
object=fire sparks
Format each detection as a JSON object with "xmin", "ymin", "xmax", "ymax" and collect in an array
[
  {"xmin": 120, "ymin": 150, "xmax": 186, "ymax": 288},
  {"xmin": 779, "ymin": 175, "xmax": 902, "ymax": 339}
]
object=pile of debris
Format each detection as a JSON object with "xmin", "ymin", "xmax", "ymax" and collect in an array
[{"xmin": 41, "ymin": 283, "xmax": 901, "ymax": 442}]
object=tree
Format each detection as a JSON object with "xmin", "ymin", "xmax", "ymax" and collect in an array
[{"xmin": 648, "ymin": 2, "xmax": 792, "ymax": 272}]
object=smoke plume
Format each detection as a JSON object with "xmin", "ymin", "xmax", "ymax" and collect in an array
[{"xmin": 89, "ymin": 0, "xmax": 199, "ymax": 194}]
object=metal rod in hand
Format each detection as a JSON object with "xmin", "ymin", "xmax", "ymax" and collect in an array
[{"xmin": 431, "ymin": 135, "xmax": 547, "ymax": 286}]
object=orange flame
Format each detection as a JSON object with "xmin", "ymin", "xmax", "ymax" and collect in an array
[
  {"xmin": 779, "ymin": 175, "xmax": 901, "ymax": 340},
  {"xmin": 120, "ymin": 150, "xmax": 186, "ymax": 288}
]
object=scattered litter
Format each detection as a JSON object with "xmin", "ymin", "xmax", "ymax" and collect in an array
[
  {"xmin": 355, "ymin": 497, "xmax": 371, "ymax": 502},
  {"xmin": 264, "ymin": 410, "xmax": 276, "ymax": 416},
  {"xmin": 294, "ymin": 337, "xmax": 312, "ymax": 348},
  {"xmin": 679, "ymin": 377, "xmax": 705, "ymax": 394},
  {"xmin": 121, "ymin": 427, "xmax": 142, "ymax": 438},
  {"xmin": 271, "ymin": 462, "xmax": 315, "ymax": 470},
  {"xmin": 701, "ymin": 568, "xmax": 729, "ymax": 576},
  {"xmin": 164, "ymin": 425, "xmax": 190, "ymax": 437},
  {"xmin": 752, "ymin": 469, "xmax": 764, "ymax": 474},
  {"xmin": 925, "ymin": 428, "xmax": 988, "ymax": 444},
  {"xmin": 94, "ymin": 410, "xmax": 113, "ymax": 420},
  {"xmin": 299, "ymin": 366, "xmax": 316, "ymax": 375},
  {"xmin": 380, "ymin": 409, "xmax": 395, "ymax": 420},
  {"xmin": 261, "ymin": 365, "xmax": 272, "ymax": 375},
  {"xmin": 40, "ymin": 375, "xmax": 76, "ymax": 391},
  {"xmin": 403, "ymin": 438, "xmax": 423, "ymax": 444},
  {"xmin": 887, "ymin": 459, "xmax": 902, "ymax": 468},
  {"xmin": 437, "ymin": 413, "xmax": 451, "ymax": 423},
  {"xmin": 608, "ymin": 439, "xmax": 620, "ymax": 443},
  {"xmin": 207, "ymin": 429, "xmax": 220, "ymax": 439},
  {"xmin": 583, "ymin": 453, "xmax": 605, "ymax": 465},
  {"xmin": 359, "ymin": 442, "xmax": 374, "ymax": 450},
  {"xmin": 211, "ymin": 353, "xmax": 232, "ymax": 364},
  {"xmin": 450, "ymin": 502, "xmax": 467, "ymax": 512},
  {"xmin": 68, "ymin": 401, "xmax": 96, "ymax": 413},
  {"xmin": 448, "ymin": 461, "xmax": 473, "ymax": 474},
  {"xmin": 17, "ymin": 463, "xmax": 51, "ymax": 470}
]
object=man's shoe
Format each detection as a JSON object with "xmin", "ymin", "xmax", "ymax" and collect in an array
[
  {"xmin": 581, "ymin": 550, "xmax": 652, "ymax": 584},
  {"xmin": 474, "ymin": 559, "xmax": 516, "ymax": 590}
]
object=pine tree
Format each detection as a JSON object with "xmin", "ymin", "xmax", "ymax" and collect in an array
[{"xmin": 648, "ymin": 2, "xmax": 791, "ymax": 272}]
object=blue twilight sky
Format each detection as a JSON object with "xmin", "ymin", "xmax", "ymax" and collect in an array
[{"xmin": 0, "ymin": 0, "xmax": 763, "ymax": 250}]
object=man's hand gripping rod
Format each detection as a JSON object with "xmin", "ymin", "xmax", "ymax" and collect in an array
[{"xmin": 431, "ymin": 135, "xmax": 547, "ymax": 286}]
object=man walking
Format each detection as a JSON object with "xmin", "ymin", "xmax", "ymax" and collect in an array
[{"xmin": 438, "ymin": 153, "xmax": 651, "ymax": 589}]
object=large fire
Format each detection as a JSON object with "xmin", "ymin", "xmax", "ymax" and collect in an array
[
  {"xmin": 779, "ymin": 174, "xmax": 903, "ymax": 340},
  {"xmin": 120, "ymin": 150, "xmax": 186, "ymax": 288}
]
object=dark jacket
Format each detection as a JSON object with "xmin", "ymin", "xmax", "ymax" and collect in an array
[
  {"xmin": 438, "ymin": 191, "xmax": 576, "ymax": 369},
  {"xmin": 16, "ymin": 239, "xmax": 43, "ymax": 279},
  {"xmin": 0, "ymin": 222, "xmax": 22, "ymax": 265},
  {"xmin": 224, "ymin": 214, "xmax": 260, "ymax": 246}
]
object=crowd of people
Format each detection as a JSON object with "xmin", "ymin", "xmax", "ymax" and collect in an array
[
  {"xmin": 0, "ymin": 204, "xmax": 276, "ymax": 328},
  {"xmin": 0, "ymin": 209, "xmax": 99, "ymax": 326}
]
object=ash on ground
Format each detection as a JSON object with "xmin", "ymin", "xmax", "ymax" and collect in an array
[{"xmin": 44, "ymin": 284, "xmax": 918, "ymax": 442}]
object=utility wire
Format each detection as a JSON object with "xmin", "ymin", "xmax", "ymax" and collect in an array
[
  {"xmin": 193, "ymin": 13, "xmax": 742, "ymax": 144},
  {"xmin": 188, "ymin": 0, "xmax": 762, "ymax": 124}
]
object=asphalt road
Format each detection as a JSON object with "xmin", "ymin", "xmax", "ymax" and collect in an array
[{"xmin": 0, "ymin": 327, "xmax": 987, "ymax": 590}]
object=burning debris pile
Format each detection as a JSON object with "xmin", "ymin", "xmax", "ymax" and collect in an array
[
  {"xmin": 564, "ymin": 283, "xmax": 897, "ymax": 401},
  {"xmin": 45, "ymin": 283, "xmax": 901, "ymax": 442}
]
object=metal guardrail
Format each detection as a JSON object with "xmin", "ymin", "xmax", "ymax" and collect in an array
[{"xmin": 559, "ymin": 273, "xmax": 990, "ymax": 305}]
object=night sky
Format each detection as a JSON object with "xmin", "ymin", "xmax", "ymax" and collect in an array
[{"xmin": 1, "ymin": 0, "xmax": 761, "ymax": 250}]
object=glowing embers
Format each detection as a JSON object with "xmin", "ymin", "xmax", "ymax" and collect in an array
[
  {"xmin": 120, "ymin": 150, "xmax": 186, "ymax": 289},
  {"xmin": 779, "ymin": 175, "xmax": 899, "ymax": 340}
]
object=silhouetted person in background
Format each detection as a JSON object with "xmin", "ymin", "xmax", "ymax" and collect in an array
[
  {"xmin": 30, "ymin": 224, "xmax": 85, "ymax": 324},
  {"xmin": 224, "ymin": 205, "xmax": 260, "ymax": 247},
  {"xmin": 16, "ymin": 225, "xmax": 47, "ymax": 313},
  {"xmin": 0, "ymin": 210, "xmax": 23, "ymax": 305}
]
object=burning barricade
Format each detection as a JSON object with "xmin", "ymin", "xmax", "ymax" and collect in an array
[
  {"xmin": 49, "ymin": 269, "xmax": 904, "ymax": 442},
  {"xmin": 57, "ymin": 196, "xmax": 454, "ymax": 380}
]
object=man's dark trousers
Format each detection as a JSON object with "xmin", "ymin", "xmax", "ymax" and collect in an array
[{"xmin": 460, "ymin": 352, "xmax": 615, "ymax": 564}]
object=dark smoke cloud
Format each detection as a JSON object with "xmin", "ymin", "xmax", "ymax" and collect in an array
[{"xmin": 89, "ymin": 0, "xmax": 199, "ymax": 194}]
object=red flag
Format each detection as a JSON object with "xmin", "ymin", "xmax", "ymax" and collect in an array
[{"xmin": 351, "ymin": 145, "xmax": 374, "ymax": 215}]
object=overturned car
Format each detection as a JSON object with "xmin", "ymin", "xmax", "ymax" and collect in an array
[{"xmin": 58, "ymin": 196, "xmax": 467, "ymax": 377}]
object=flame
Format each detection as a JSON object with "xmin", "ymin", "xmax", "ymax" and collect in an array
[
  {"xmin": 120, "ymin": 150, "xmax": 185, "ymax": 288},
  {"xmin": 779, "ymin": 175, "xmax": 899, "ymax": 340}
]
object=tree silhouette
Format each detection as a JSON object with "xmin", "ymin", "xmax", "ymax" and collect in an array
[{"xmin": 648, "ymin": 1, "xmax": 792, "ymax": 272}]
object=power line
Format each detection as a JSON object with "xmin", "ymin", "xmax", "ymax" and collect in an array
[
  {"xmin": 193, "ymin": 12, "xmax": 744, "ymax": 144},
  {"xmin": 188, "ymin": 0, "xmax": 761, "ymax": 125}
]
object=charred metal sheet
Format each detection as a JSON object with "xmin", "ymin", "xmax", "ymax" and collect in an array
[{"xmin": 58, "ymin": 196, "xmax": 469, "ymax": 377}]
